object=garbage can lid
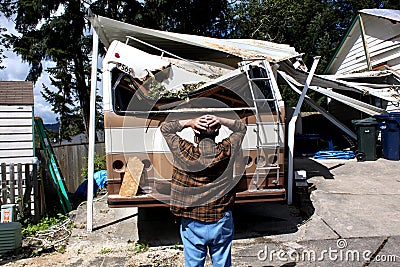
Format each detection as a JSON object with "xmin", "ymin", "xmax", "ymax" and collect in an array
[
  {"xmin": 375, "ymin": 112, "xmax": 400, "ymax": 124},
  {"xmin": 388, "ymin": 112, "xmax": 400, "ymax": 124},
  {"xmin": 352, "ymin": 117, "xmax": 377, "ymax": 126}
]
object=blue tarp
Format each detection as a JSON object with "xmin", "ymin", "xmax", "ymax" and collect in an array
[
  {"xmin": 313, "ymin": 150, "xmax": 356, "ymax": 160},
  {"xmin": 73, "ymin": 170, "xmax": 108, "ymax": 198}
]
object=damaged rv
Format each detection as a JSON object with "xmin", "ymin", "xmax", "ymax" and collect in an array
[
  {"xmin": 88, "ymin": 9, "xmax": 400, "ymax": 209},
  {"xmin": 89, "ymin": 14, "xmax": 306, "ymax": 207}
]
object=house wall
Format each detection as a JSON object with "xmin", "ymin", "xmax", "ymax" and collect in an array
[{"xmin": 330, "ymin": 13, "xmax": 400, "ymax": 75}]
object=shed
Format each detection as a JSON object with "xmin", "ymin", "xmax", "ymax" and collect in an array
[{"xmin": 0, "ymin": 81, "xmax": 39, "ymax": 215}]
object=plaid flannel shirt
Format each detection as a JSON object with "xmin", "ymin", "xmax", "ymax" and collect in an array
[{"xmin": 160, "ymin": 119, "xmax": 246, "ymax": 222}]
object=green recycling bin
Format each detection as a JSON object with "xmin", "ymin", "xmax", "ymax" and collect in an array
[{"xmin": 352, "ymin": 117, "xmax": 378, "ymax": 161}]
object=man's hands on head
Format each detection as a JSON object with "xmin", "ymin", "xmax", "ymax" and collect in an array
[{"xmin": 179, "ymin": 115, "xmax": 223, "ymax": 135}]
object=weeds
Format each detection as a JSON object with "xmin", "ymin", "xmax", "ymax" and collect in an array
[
  {"xmin": 134, "ymin": 242, "xmax": 149, "ymax": 253},
  {"xmin": 99, "ymin": 248, "xmax": 113, "ymax": 254},
  {"xmin": 22, "ymin": 213, "xmax": 69, "ymax": 237}
]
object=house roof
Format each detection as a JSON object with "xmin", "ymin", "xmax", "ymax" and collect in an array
[
  {"xmin": 0, "ymin": 81, "xmax": 34, "ymax": 105},
  {"xmin": 89, "ymin": 13, "xmax": 300, "ymax": 67},
  {"xmin": 325, "ymin": 9, "xmax": 400, "ymax": 75},
  {"xmin": 360, "ymin": 9, "xmax": 400, "ymax": 22}
]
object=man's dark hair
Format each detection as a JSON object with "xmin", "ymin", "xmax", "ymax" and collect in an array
[{"xmin": 196, "ymin": 125, "xmax": 220, "ymax": 140}]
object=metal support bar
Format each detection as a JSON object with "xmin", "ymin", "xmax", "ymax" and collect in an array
[
  {"xmin": 287, "ymin": 56, "xmax": 320, "ymax": 205},
  {"xmin": 278, "ymin": 71, "xmax": 357, "ymax": 140},
  {"xmin": 87, "ymin": 27, "xmax": 99, "ymax": 232},
  {"xmin": 359, "ymin": 15, "xmax": 372, "ymax": 71}
]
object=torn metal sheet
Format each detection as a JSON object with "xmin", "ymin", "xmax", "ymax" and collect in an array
[
  {"xmin": 279, "ymin": 70, "xmax": 386, "ymax": 116},
  {"xmin": 89, "ymin": 13, "xmax": 301, "ymax": 67},
  {"xmin": 319, "ymin": 75, "xmax": 400, "ymax": 101},
  {"xmin": 279, "ymin": 60, "xmax": 400, "ymax": 104},
  {"xmin": 279, "ymin": 71, "xmax": 357, "ymax": 139}
]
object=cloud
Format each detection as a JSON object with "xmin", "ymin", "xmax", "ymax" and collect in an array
[{"xmin": 1, "ymin": 15, "xmax": 58, "ymax": 124}]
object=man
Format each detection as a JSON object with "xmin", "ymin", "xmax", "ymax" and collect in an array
[{"xmin": 161, "ymin": 114, "xmax": 246, "ymax": 267}]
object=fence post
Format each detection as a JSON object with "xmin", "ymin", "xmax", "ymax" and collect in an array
[
  {"xmin": 9, "ymin": 163, "xmax": 15, "ymax": 204},
  {"xmin": 17, "ymin": 163, "xmax": 23, "ymax": 215},
  {"xmin": 23, "ymin": 164, "xmax": 33, "ymax": 219},
  {"xmin": 32, "ymin": 164, "xmax": 39, "ymax": 222},
  {"xmin": 1, "ymin": 163, "xmax": 6, "ymax": 204}
]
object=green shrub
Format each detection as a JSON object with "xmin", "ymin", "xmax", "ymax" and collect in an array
[{"xmin": 81, "ymin": 153, "xmax": 106, "ymax": 179}]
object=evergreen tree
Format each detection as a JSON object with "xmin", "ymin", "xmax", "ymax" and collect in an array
[
  {"xmin": 42, "ymin": 62, "xmax": 85, "ymax": 143},
  {"xmin": 230, "ymin": 0, "xmax": 400, "ymax": 71},
  {"xmin": 0, "ymin": 0, "xmax": 97, "ymax": 137},
  {"xmin": 140, "ymin": 0, "xmax": 231, "ymax": 37},
  {"xmin": 0, "ymin": 26, "xmax": 5, "ymax": 70}
]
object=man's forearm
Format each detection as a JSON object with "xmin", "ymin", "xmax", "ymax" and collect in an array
[
  {"xmin": 179, "ymin": 119, "xmax": 192, "ymax": 129},
  {"xmin": 219, "ymin": 117, "xmax": 246, "ymax": 132},
  {"xmin": 160, "ymin": 120, "xmax": 183, "ymax": 135},
  {"xmin": 219, "ymin": 117, "xmax": 236, "ymax": 129}
]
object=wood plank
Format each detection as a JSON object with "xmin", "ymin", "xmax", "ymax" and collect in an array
[
  {"xmin": 0, "ymin": 118, "xmax": 32, "ymax": 126},
  {"xmin": 1, "ymin": 163, "xmax": 6, "ymax": 204},
  {"xmin": 0, "ymin": 141, "xmax": 33, "ymax": 150},
  {"xmin": 0, "ymin": 157, "xmax": 37, "ymax": 165},
  {"xmin": 17, "ymin": 163, "xmax": 23, "ymax": 215},
  {"xmin": 119, "ymin": 157, "xmax": 144, "ymax": 197},
  {"xmin": 33, "ymin": 164, "xmax": 40, "ymax": 221},
  {"xmin": 23, "ymin": 164, "xmax": 32, "ymax": 217},
  {"xmin": 0, "ymin": 106, "xmax": 32, "ymax": 112},
  {"xmin": 9, "ymin": 163, "xmax": 15, "ymax": 204},
  {"xmin": 0, "ymin": 133, "xmax": 33, "ymax": 142},
  {"xmin": 0, "ymin": 126, "xmax": 32, "ymax": 134}
]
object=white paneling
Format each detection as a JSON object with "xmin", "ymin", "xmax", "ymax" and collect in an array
[
  {"xmin": 0, "ymin": 118, "xmax": 32, "ymax": 126},
  {"xmin": 0, "ymin": 106, "xmax": 32, "ymax": 112},
  {"xmin": 0, "ymin": 134, "xmax": 33, "ymax": 142},
  {"xmin": 106, "ymin": 125, "xmax": 283, "ymax": 153},
  {"xmin": 0, "ymin": 112, "xmax": 32, "ymax": 118},
  {"xmin": 332, "ymin": 14, "xmax": 400, "ymax": 75},
  {"xmin": 0, "ymin": 141, "xmax": 33, "ymax": 150},
  {"xmin": 0, "ymin": 126, "xmax": 32, "ymax": 134},
  {"xmin": 0, "ymin": 149, "xmax": 34, "ymax": 158}
]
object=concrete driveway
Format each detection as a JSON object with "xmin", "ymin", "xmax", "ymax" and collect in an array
[{"xmin": 233, "ymin": 158, "xmax": 400, "ymax": 266}]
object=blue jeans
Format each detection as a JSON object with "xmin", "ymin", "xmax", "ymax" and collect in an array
[{"xmin": 180, "ymin": 211, "xmax": 234, "ymax": 267}]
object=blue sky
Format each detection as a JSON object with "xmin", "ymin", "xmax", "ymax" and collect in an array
[{"xmin": 1, "ymin": 15, "xmax": 58, "ymax": 124}]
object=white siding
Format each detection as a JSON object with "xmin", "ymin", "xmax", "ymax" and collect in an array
[
  {"xmin": 0, "ymin": 105, "xmax": 34, "ymax": 163},
  {"xmin": 333, "ymin": 13, "xmax": 400, "ymax": 75}
]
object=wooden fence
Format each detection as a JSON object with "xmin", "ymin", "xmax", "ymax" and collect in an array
[
  {"xmin": 0, "ymin": 162, "xmax": 41, "ymax": 221},
  {"xmin": 52, "ymin": 142, "xmax": 105, "ymax": 193}
]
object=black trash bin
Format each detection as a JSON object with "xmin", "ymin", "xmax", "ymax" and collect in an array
[
  {"xmin": 352, "ymin": 117, "xmax": 378, "ymax": 161},
  {"xmin": 375, "ymin": 112, "xmax": 400, "ymax": 161}
]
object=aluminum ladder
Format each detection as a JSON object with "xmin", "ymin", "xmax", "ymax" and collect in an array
[{"xmin": 241, "ymin": 59, "xmax": 282, "ymax": 190}]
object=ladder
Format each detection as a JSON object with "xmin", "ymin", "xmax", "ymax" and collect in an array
[
  {"xmin": 34, "ymin": 117, "xmax": 72, "ymax": 213},
  {"xmin": 241, "ymin": 59, "xmax": 282, "ymax": 190}
]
